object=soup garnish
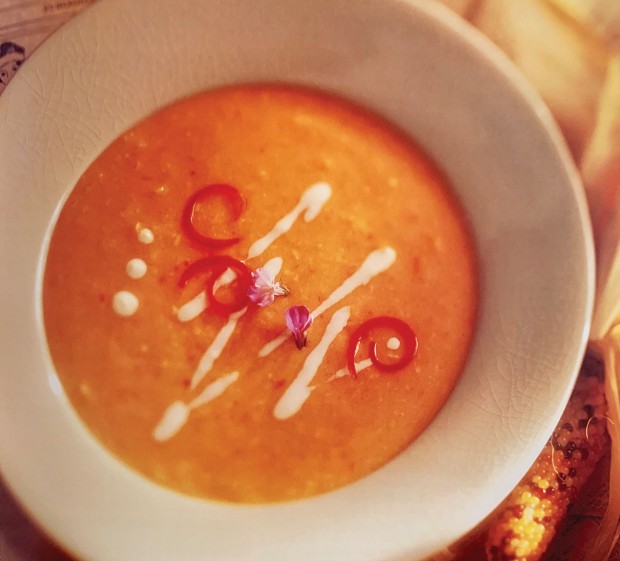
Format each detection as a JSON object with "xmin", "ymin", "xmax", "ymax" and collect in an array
[
  {"xmin": 43, "ymin": 84, "xmax": 478, "ymax": 502},
  {"xmin": 181, "ymin": 184, "xmax": 246, "ymax": 249}
]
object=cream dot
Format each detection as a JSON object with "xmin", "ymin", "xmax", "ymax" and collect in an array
[
  {"xmin": 112, "ymin": 291, "xmax": 139, "ymax": 316},
  {"xmin": 387, "ymin": 337, "xmax": 401, "ymax": 350},
  {"xmin": 126, "ymin": 258, "xmax": 147, "ymax": 279},
  {"xmin": 137, "ymin": 228, "xmax": 154, "ymax": 244}
]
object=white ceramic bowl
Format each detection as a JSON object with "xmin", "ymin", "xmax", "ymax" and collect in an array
[{"xmin": 0, "ymin": 0, "xmax": 594, "ymax": 560}]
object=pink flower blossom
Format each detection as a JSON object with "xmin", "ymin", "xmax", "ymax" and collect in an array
[
  {"xmin": 247, "ymin": 267, "xmax": 288, "ymax": 307},
  {"xmin": 285, "ymin": 305, "xmax": 313, "ymax": 349}
]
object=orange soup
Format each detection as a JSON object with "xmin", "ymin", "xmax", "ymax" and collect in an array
[{"xmin": 43, "ymin": 85, "xmax": 478, "ymax": 502}]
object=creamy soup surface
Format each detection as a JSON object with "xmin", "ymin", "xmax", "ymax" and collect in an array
[{"xmin": 43, "ymin": 85, "xmax": 478, "ymax": 503}]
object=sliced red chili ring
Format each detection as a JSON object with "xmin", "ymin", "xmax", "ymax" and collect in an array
[
  {"xmin": 179, "ymin": 255, "xmax": 251, "ymax": 315},
  {"xmin": 181, "ymin": 184, "xmax": 245, "ymax": 249},
  {"xmin": 347, "ymin": 316, "xmax": 418, "ymax": 378}
]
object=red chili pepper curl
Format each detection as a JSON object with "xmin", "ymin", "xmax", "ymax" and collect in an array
[
  {"xmin": 347, "ymin": 316, "xmax": 418, "ymax": 379},
  {"xmin": 179, "ymin": 255, "xmax": 251, "ymax": 315},
  {"xmin": 181, "ymin": 184, "xmax": 246, "ymax": 249}
]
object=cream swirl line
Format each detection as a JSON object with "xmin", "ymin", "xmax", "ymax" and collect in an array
[
  {"xmin": 176, "ymin": 291, "xmax": 207, "ymax": 323},
  {"xmin": 326, "ymin": 340, "xmax": 400, "ymax": 381},
  {"xmin": 176, "ymin": 182, "xmax": 332, "ymax": 323},
  {"xmin": 247, "ymin": 182, "xmax": 332, "ymax": 258},
  {"xmin": 188, "ymin": 257, "xmax": 283, "ymax": 390},
  {"xmin": 152, "ymin": 257, "xmax": 283, "ymax": 440},
  {"xmin": 328, "ymin": 358, "xmax": 373, "ymax": 382},
  {"xmin": 273, "ymin": 306, "xmax": 351, "ymax": 420},
  {"xmin": 176, "ymin": 270, "xmax": 235, "ymax": 323},
  {"xmin": 258, "ymin": 246, "xmax": 397, "ymax": 358},
  {"xmin": 152, "ymin": 371, "xmax": 240, "ymax": 442},
  {"xmin": 189, "ymin": 308, "xmax": 246, "ymax": 390}
]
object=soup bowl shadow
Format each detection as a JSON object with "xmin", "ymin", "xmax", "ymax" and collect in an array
[{"xmin": 0, "ymin": 0, "xmax": 593, "ymax": 560}]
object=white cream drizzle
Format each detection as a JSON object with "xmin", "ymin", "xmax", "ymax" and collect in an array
[
  {"xmin": 176, "ymin": 183, "xmax": 331, "ymax": 322},
  {"xmin": 258, "ymin": 247, "xmax": 397, "ymax": 357},
  {"xmin": 152, "ymin": 184, "xmax": 400, "ymax": 437},
  {"xmin": 177, "ymin": 257, "xmax": 283, "ymax": 323},
  {"xmin": 187, "ymin": 257, "xmax": 283, "ymax": 390},
  {"xmin": 247, "ymin": 182, "xmax": 332, "ymax": 259},
  {"xmin": 387, "ymin": 337, "xmax": 401, "ymax": 350},
  {"xmin": 190, "ymin": 371, "xmax": 240, "ymax": 408},
  {"xmin": 152, "ymin": 401, "xmax": 189, "ymax": 441},
  {"xmin": 273, "ymin": 306, "xmax": 350, "ymax": 420},
  {"xmin": 328, "ymin": 358, "xmax": 373, "ymax": 381},
  {"xmin": 176, "ymin": 270, "xmax": 236, "ymax": 322},
  {"xmin": 177, "ymin": 291, "xmax": 207, "ymax": 322},
  {"xmin": 126, "ymin": 258, "xmax": 147, "ymax": 279},
  {"xmin": 189, "ymin": 308, "xmax": 246, "ymax": 390},
  {"xmin": 152, "ymin": 371, "xmax": 239, "ymax": 441},
  {"xmin": 137, "ymin": 228, "xmax": 154, "ymax": 244},
  {"xmin": 112, "ymin": 291, "xmax": 139, "ymax": 316}
]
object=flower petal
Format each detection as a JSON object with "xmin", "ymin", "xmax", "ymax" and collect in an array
[
  {"xmin": 248, "ymin": 267, "xmax": 288, "ymax": 307},
  {"xmin": 252, "ymin": 267, "xmax": 274, "ymax": 289},
  {"xmin": 285, "ymin": 305, "xmax": 314, "ymax": 349},
  {"xmin": 247, "ymin": 284, "xmax": 275, "ymax": 307}
]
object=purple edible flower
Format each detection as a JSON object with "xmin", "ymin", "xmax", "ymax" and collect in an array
[
  {"xmin": 285, "ymin": 305, "xmax": 314, "ymax": 349},
  {"xmin": 247, "ymin": 267, "xmax": 288, "ymax": 307}
]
